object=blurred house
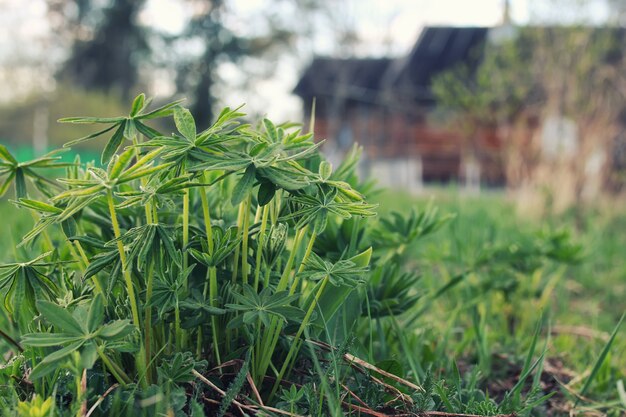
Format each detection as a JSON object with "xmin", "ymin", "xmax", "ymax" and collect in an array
[{"xmin": 294, "ymin": 26, "xmax": 505, "ymax": 190}]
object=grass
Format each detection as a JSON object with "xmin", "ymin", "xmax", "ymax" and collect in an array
[
  {"xmin": 370, "ymin": 188, "xmax": 626, "ymax": 414},
  {"xmin": 1, "ymin": 185, "xmax": 625, "ymax": 414}
]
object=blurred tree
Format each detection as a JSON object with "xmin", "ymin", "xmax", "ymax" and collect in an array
[
  {"xmin": 170, "ymin": 0, "xmax": 321, "ymax": 128},
  {"xmin": 47, "ymin": 0, "xmax": 324, "ymax": 128},
  {"xmin": 53, "ymin": 0, "xmax": 149, "ymax": 99}
]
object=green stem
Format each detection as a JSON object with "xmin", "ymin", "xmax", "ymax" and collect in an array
[
  {"xmin": 182, "ymin": 188, "xmax": 190, "ymax": 273},
  {"xmin": 270, "ymin": 276, "xmax": 330, "ymax": 399},
  {"xmin": 209, "ymin": 266, "xmax": 221, "ymax": 364},
  {"xmin": 74, "ymin": 241, "xmax": 105, "ymax": 298},
  {"xmin": 144, "ymin": 262, "xmax": 155, "ymax": 384},
  {"xmin": 98, "ymin": 348, "xmax": 131, "ymax": 386},
  {"xmin": 175, "ymin": 299, "xmax": 182, "ymax": 351},
  {"xmin": 289, "ymin": 231, "xmax": 317, "ymax": 295},
  {"xmin": 254, "ymin": 205, "xmax": 269, "ymax": 291},
  {"xmin": 106, "ymin": 190, "xmax": 140, "ymax": 329},
  {"xmin": 255, "ymin": 227, "xmax": 307, "ymax": 380},
  {"xmin": 241, "ymin": 195, "xmax": 251, "ymax": 285},
  {"xmin": 231, "ymin": 202, "xmax": 245, "ymax": 283}
]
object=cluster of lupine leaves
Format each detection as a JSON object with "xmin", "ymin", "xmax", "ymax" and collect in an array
[{"xmin": 0, "ymin": 95, "xmax": 583, "ymax": 416}]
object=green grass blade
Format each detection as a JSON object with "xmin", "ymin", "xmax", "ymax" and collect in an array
[{"xmin": 575, "ymin": 312, "xmax": 625, "ymax": 407}]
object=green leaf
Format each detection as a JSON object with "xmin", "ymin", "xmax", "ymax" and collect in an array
[
  {"xmin": 36, "ymin": 300, "xmax": 84, "ymax": 335},
  {"xmin": 63, "ymin": 124, "xmax": 117, "ymax": 148},
  {"xmin": 109, "ymin": 147, "xmax": 135, "ymax": 179},
  {"xmin": 98, "ymin": 320, "xmax": 134, "ymax": 340},
  {"xmin": 231, "ymin": 164, "xmax": 256, "ymax": 206},
  {"xmin": 135, "ymin": 121, "xmax": 163, "ymax": 139},
  {"xmin": 42, "ymin": 339, "xmax": 86, "ymax": 365},
  {"xmin": 257, "ymin": 181, "xmax": 275, "ymax": 206},
  {"xmin": 21, "ymin": 333, "xmax": 82, "ymax": 347},
  {"xmin": 319, "ymin": 161, "xmax": 332, "ymax": 181},
  {"xmin": 86, "ymin": 294, "xmax": 104, "ymax": 333},
  {"xmin": 174, "ymin": 107, "xmax": 196, "ymax": 141},
  {"xmin": 263, "ymin": 118, "xmax": 278, "ymax": 143},
  {"xmin": 29, "ymin": 358, "xmax": 64, "ymax": 380},
  {"xmin": 58, "ymin": 116, "xmax": 125, "ymax": 124},
  {"xmin": 80, "ymin": 341, "xmax": 98, "ymax": 370},
  {"xmin": 137, "ymin": 98, "xmax": 185, "ymax": 120},
  {"xmin": 15, "ymin": 199, "xmax": 62, "ymax": 214},
  {"xmin": 130, "ymin": 93, "xmax": 146, "ymax": 117},
  {"xmin": 0, "ymin": 171, "xmax": 15, "ymax": 198},
  {"xmin": 0, "ymin": 144, "xmax": 17, "ymax": 164},
  {"xmin": 124, "ymin": 118, "xmax": 137, "ymax": 139},
  {"xmin": 101, "ymin": 122, "xmax": 126, "ymax": 165}
]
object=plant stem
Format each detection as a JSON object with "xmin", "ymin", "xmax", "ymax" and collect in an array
[
  {"xmin": 255, "ymin": 227, "xmax": 307, "ymax": 380},
  {"xmin": 289, "ymin": 231, "xmax": 317, "ymax": 295},
  {"xmin": 231, "ymin": 202, "xmax": 245, "ymax": 283},
  {"xmin": 106, "ymin": 190, "xmax": 141, "ymax": 329},
  {"xmin": 175, "ymin": 299, "xmax": 182, "ymax": 351},
  {"xmin": 241, "ymin": 195, "xmax": 251, "ymax": 285},
  {"xmin": 206, "ymin": 266, "xmax": 221, "ymax": 364},
  {"xmin": 98, "ymin": 348, "xmax": 131, "ymax": 386},
  {"xmin": 270, "ymin": 276, "xmax": 330, "ymax": 399},
  {"xmin": 132, "ymin": 137, "xmax": 153, "ymax": 225},
  {"xmin": 144, "ymin": 262, "xmax": 155, "ymax": 384},
  {"xmin": 182, "ymin": 187, "xmax": 190, "ymax": 273},
  {"xmin": 199, "ymin": 173, "xmax": 220, "ymax": 363},
  {"xmin": 253, "ymin": 205, "xmax": 269, "ymax": 291}
]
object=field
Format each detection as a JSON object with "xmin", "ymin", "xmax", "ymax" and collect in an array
[{"xmin": 1, "ymin": 188, "xmax": 624, "ymax": 415}]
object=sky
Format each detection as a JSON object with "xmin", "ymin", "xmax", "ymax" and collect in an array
[{"xmin": 0, "ymin": 0, "xmax": 615, "ymax": 120}]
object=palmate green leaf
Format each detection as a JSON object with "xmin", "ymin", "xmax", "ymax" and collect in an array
[
  {"xmin": 226, "ymin": 285, "xmax": 303, "ymax": 329},
  {"xmin": 231, "ymin": 164, "xmax": 256, "ymax": 205},
  {"xmin": 189, "ymin": 226, "xmax": 240, "ymax": 267},
  {"xmin": 0, "ymin": 253, "xmax": 62, "ymax": 314}
]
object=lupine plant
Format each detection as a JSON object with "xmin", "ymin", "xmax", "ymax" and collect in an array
[{"xmin": 0, "ymin": 95, "xmax": 563, "ymax": 416}]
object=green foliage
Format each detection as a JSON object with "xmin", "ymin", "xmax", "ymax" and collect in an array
[{"xmin": 0, "ymin": 95, "xmax": 619, "ymax": 416}]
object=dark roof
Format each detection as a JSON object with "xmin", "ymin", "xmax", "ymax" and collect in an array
[
  {"xmin": 294, "ymin": 26, "xmax": 489, "ymax": 104},
  {"xmin": 293, "ymin": 57, "xmax": 392, "ymax": 103},
  {"xmin": 383, "ymin": 27, "xmax": 488, "ymax": 99}
]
